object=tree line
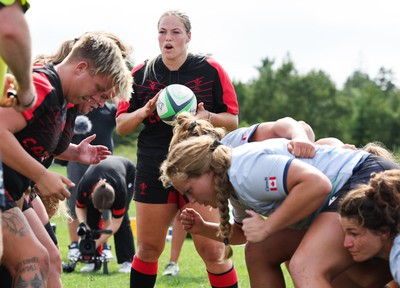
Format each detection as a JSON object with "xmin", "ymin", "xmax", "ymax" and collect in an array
[{"xmin": 234, "ymin": 57, "xmax": 400, "ymax": 152}]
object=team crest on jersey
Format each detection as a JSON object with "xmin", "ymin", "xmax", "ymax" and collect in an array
[
  {"xmin": 265, "ymin": 176, "xmax": 278, "ymax": 191},
  {"xmin": 241, "ymin": 130, "xmax": 249, "ymax": 141}
]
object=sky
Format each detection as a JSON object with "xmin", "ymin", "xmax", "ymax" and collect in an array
[{"xmin": 26, "ymin": 0, "xmax": 400, "ymax": 88}]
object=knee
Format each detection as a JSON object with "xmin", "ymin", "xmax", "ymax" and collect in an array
[
  {"xmin": 136, "ymin": 241, "xmax": 164, "ymax": 262},
  {"xmin": 195, "ymin": 239, "xmax": 226, "ymax": 264},
  {"xmin": 10, "ymin": 247, "xmax": 51, "ymax": 280},
  {"xmin": 48, "ymin": 246, "xmax": 62, "ymax": 272},
  {"xmin": 288, "ymin": 253, "xmax": 311, "ymax": 284}
]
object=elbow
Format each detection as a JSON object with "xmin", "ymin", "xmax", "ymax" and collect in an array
[
  {"xmin": 115, "ymin": 116, "xmax": 129, "ymax": 136},
  {"xmin": 320, "ymin": 178, "xmax": 332, "ymax": 198},
  {"xmin": 226, "ymin": 114, "xmax": 239, "ymax": 131},
  {"xmin": 115, "ymin": 125, "xmax": 127, "ymax": 136}
]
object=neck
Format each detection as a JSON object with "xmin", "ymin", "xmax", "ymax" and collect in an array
[{"xmin": 162, "ymin": 52, "xmax": 188, "ymax": 71}]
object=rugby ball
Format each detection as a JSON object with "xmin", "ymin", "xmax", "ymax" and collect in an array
[{"xmin": 156, "ymin": 84, "xmax": 197, "ymax": 126}]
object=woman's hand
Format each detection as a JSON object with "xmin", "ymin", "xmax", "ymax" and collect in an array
[
  {"xmin": 34, "ymin": 170, "xmax": 74, "ymax": 200},
  {"xmin": 180, "ymin": 208, "xmax": 206, "ymax": 234},
  {"xmin": 287, "ymin": 138, "xmax": 315, "ymax": 158},
  {"xmin": 195, "ymin": 102, "xmax": 209, "ymax": 120},
  {"xmin": 75, "ymin": 134, "xmax": 111, "ymax": 164},
  {"xmin": 242, "ymin": 210, "xmax": 270, "ymax": 243},
  {"xmin": 140, "ymin": 90, "xmax": 161, "ymax": 118}
]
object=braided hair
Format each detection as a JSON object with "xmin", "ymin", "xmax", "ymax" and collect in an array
[{"xmin": 160, "ymin": 135, "xmax": 234, "ymax": 259}]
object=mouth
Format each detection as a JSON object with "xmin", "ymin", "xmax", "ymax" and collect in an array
[
  {"xmin": 164, "ymin": 44, "xmax": 173, "ymax": 51},
  {"xmin": 348, "ymin": 250, "xmax": 360, "ymax": 259}
]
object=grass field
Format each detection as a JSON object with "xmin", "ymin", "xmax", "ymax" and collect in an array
[{"xmin": 50, "ymin": 163, "xmax": 294, "ymax": 287}]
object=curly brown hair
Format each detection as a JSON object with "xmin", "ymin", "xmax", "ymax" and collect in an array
[{"xmin": 339, "ymin": 169, "xmax": 400, "ymax": 237}]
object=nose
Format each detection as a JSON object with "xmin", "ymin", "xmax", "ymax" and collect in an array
[
  {"xmin": 165, "ymin": 32, "xmax": 173, "ymax": 41},
  {"xmin": 89, "ymin": 94, "xmax": 106, "ymax": 108},
  {"xmin": 186, "ymin": 194, "xmax": 196, "ymax": 204},
  {"xmin": 343, "ymin": 235, "xmax": 353, "ymax": 248}
]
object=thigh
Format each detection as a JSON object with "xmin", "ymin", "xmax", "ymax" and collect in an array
[
  {"xmin": 1, "ymin": 207, "xmax": 46, "ymax": 274},
  {"xmin": 245, "ymin": 229, "xmax": 306, "ymax": 288},
  {"xmin": 135, "ymin": 202, "xmax": 177, "ymax": 261},
  {"xmin": 23, "ymin": 207, "xmax": 60, "ymax": 258},
  {"xmin": 246, "ymin": 228, "xmax": 306, "ymax": 266},
  {"xmin": 290, "ymin": 212, "xmax": 354, "ymax": 281}
]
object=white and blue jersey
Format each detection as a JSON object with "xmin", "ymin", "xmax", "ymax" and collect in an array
[
  {"xmin": 222, "ymin": 124, "xmax": 260, "ymax": 148},
  {"xmin": 228, "ymin": 138, "xmax": 369, "ymax": 227},
  {"xmin": 390, "ymin": 235, "xmax": 400, "ymax": 284}
]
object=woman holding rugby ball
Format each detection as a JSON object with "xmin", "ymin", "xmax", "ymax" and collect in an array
[{"xmin": 116, "ymin": 9, "xmax": 239, "ymax": 288}]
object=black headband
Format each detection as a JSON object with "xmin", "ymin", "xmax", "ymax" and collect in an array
[{"xmin": 210, "ymin": 139, "xmax": 222, "ymax": 152}]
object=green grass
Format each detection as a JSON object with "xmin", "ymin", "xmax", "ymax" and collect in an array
[{"xmin": 50, "ymin": 163, "xmax": 294, "ymax": 287}]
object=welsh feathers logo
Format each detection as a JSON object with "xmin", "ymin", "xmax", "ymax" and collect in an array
[{"xmin": 265, "ymin": 176, "xmax": 278, "ymax": 191}]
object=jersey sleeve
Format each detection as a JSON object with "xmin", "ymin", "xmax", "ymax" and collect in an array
[
  {"xmin": 75, "ymin": 180, "xmax": 91, "ymax": 208},
  {"xmin": 21, "ymin": 71, "xmax": 54, "ymax": 121},
  {"xmin": 111, "ymin": 185, "xmax": 127, "ymax": 219},
  {"xmin": 390, "ymin": 235, "xmax": 400, "ymax": 284},
  {"xmin": 206, "ymin": 57, "xmax": 239, "ymax": 115}
]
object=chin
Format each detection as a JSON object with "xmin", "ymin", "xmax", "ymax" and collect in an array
[{"xmin": 351, "ymin": 254, "xmax": 367, "ymax": 262}]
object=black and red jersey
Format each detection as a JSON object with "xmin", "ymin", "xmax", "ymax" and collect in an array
[
  {"xmin": 75, "ymin": 156, "xmax": 135, "ymax": 219},
  {"xmin": 3, "ymin": 64, "xmax": 75, "ymax": 200},
  {"xmin": 117, "ymin": 53, "xmax": 239, "ymax": 162}
]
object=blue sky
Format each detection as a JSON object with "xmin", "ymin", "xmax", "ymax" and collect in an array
[{"xmin": 27, "ymin": 0, "xmax": 399, "ymax": 88}]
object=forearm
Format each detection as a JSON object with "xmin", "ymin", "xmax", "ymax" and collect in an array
[
  {"xmin": 274, "ymin": 117, "xmax": 313, "ymax": 141},
  {"xmin": 265, "ymin": 177, "xmax": 330, "ymax": 235},
  {"xmin": 95, "ymin": 217, "xmax": 121, "ymax": 248},
  {"xmin": 76, "ymin": 207, "xmax": 87, "ymax": 224},
  {"xmin": 196, "ymin": 221, "xmax": 246, "ymax": 245},
  {"xmin": 208, "ymin": 112, "xmax": 238, "ymax": 131},
  {"xmin": 56, "ymin": 144, "xmax": 78, "ymax": 162},
  {"xmin": 0, "ymin": 3, "xmax": 33, "ymax": 92},
  {"xmin": 116, "ymin": 111, "xmax": 144, "ymax": 136}
]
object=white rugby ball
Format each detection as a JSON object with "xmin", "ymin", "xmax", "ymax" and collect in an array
[{"xmin": 156, "ymin": 84, "xmax": 197, "ymax": 126}]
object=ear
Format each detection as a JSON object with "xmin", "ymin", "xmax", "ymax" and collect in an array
[
  {"xmin": 186, "ymin": 31, "xmax": 191, "ymax": 44},
  {"xmin": 75, "ymin": 61, "xmax": 89, "ymax": 75},
  {"xmin": 379, "ymin": 226, "xmax": 391, "ymax": 240}
]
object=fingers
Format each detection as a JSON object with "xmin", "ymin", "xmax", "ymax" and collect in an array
[
  {"xmin": 288, "ymin": 140, "xmax": 316, "ymax": 158},
  {"xmin": 83, "ymin": 134, "xmax": 96, "ymax": 143},
  {"xmin": 62, "ymin": 175, "xmax": 75, "ymax": 189},
  {"xmin": 35, "ymin": 185, "xmax": 70, "ymax": 201},
  {"xmin": 36, "ymin": 174, "xmax": 74, "ymax": 201},
  {"xmin": 245, "ymin": 209, "xmax": 257, "ymax": 217}
]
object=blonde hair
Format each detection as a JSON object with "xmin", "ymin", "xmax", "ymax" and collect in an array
[
  {"xmin": 363, "ymin": 142, "xmax": 399, "ymax": 163},
  {"xmin": 34, "ymin": 31, "xmax": 133, "ymax": 67},
  {"xmin": 61, "ymin": 32, "xmax": 132, "ymax": 101},
  {"xmin": 170, "ymin": 112, "xmax": 226, "ymax": 148},
  {"xmin": 160, "ymin": 134, "xmax": 234, "ymax": 259},
  {"xmin": 339, "ymin": 169, "xmax": 400, "ymax": 236},
  {"xmin": 40, "ymin": 196, "xmax": 71, "ymax": 220},
  {"xmin": 143, "ymin": 10, "xmax": 191, "ymax": 82}
]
